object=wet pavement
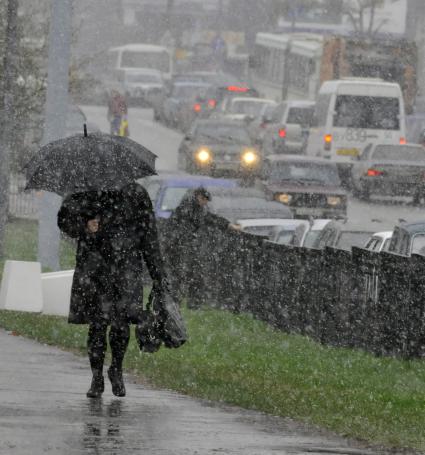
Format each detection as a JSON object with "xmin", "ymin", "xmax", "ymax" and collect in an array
[{"xmin": 0, "ymin": 329, "xmax": 386, "ymax": 454}]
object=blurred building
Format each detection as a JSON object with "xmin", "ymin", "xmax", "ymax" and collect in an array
[{"xmin": 277, "ymin": 0, "xmax": 408, "ymax": 38}]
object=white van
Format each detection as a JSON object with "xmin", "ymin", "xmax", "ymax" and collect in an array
[
  {"xmin": 107, "ymin": 43, "xmax": 173, "ymax": 79},
  {"xmin": 306, "ymin": 78, "xmax": 406, "ymax": 164}
]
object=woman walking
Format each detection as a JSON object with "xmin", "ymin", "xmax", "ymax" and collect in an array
[{"xmin": 58, "ymin": 182, "xmax": 165, "ymax": 398}]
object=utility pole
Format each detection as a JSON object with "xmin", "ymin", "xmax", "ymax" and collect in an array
[
  {"xmin": 0, "ymin": 0, "xmax": 19, "ymax": 257},
  {"xmin": 37, "ymin": 0, "xmax": 72, "ymax": 271}
]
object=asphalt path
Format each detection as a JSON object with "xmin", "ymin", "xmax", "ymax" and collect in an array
[
  {"xmin": 0, "ymin": 328, "xmax": 382, "ymax": 454},
  {"xmin": 81, "ymin": 105, "xmax": 425, "ymax": 234}
]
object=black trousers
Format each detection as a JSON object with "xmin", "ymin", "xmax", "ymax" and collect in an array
[{"xmin": 87, "ymin": 320, "xmax": 130, "ymax": 375}]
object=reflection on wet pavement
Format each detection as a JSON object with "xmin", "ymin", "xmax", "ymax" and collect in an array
[{"xmin": 0, "ymin": 329, "xmax": 382, "ymax": 454}]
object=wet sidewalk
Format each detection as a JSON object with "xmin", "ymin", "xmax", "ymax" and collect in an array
[{"xmin": 0, "ymin": 329, "xmax": 383, "ymax": 454}]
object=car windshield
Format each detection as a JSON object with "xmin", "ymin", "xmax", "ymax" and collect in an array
[
  {"xmin": 372, "ymin": 146, "xmax": 425, "ymax": 161},
  {"xmin": 126, "ymin": 73, "xmax": 161, "ymax": 83},
  {"xmin": 412, "ymin": 234, "xmax": 425, "ymax": 256},
  {"xmin": 194, "ymin": 124, "xmax": 251, "ymax": 144},
  {"xmin": 160, "ymin": 187, "xmax": 190, "ymax": 211},
  {"xmin": 287, "ymin": 107, "xmax": 315, "ymax": 126},
  {"xmin": 266, "ymin": 162, "xmax": 341, "ymax": 185},
  {"xmin": 333, "ymin": 95, "xmax": 400, "ymax": 130},
  {"xmin": 303, "ymin": 230, "xmax": 321, "ymax": 248},
  {"xmin": 229, "ymin": 100, "xmax": 272, "ymax": 117}
]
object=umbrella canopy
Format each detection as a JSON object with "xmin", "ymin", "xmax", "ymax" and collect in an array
[{"xmin": 25, "ymin": 132, "xmax": 157, "ymax": 196}]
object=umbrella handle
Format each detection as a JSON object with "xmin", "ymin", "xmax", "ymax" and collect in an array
[{"xmin": 83, "ymin": 124, "xmax": 88, "ymax": 137}]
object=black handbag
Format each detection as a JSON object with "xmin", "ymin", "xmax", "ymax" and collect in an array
[
  {"xmin": 134, "ymin": 292, "xmax": 162, "ymax": 354},
  {"xmin": 155, "ymin": 290, "xmax": 188, "ymax": 349}
]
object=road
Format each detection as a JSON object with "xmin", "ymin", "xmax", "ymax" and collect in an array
[{"xmin": 82, "ymin": 105, "xmax": 424, "ymax": 234}]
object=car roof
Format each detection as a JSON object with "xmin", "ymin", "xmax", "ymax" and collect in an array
[
  {"xmin": 265, "ymin": 154, "xmax": 338, "ymax": 166},
  {"xmin": 238, "ymin": 218, "xmax": 299, "ymax": 228},
  {"xmin": 371, "ymin": 231, "xmax": 393, "ymax": 240},
  {"xmin": 140, "ymin": 174, "xmax": 238, "ymax": 188},
  {"xmin": 310, "ymin": 219, "xmax": 333, "ymax": 230},
  {"xmin": 211, "ymin": 197, "xmax": 293, "ymax": 221},
  {"xmin": 372, "ymin": 143, "xmax": 424, "ymax": 151}
]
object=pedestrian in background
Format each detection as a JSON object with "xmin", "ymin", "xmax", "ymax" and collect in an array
[
  {"xmin": 164, "ymin": 187, "xmax": 239, "ymax": 307},
  {"xmin": 58, "ymin": 182, "xmax": 166, "ymax": 398},
  {"xmin": 107, "ymin": 89, "xmax": 129, "ymax": 136}
]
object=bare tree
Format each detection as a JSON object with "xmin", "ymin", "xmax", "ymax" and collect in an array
[{"xmin": 343, "ymin": 0, "xmax": 386, "ymax": 38}]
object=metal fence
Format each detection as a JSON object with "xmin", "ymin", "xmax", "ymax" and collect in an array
[
  {"xmin": 8, "ymin": 174, "xmax": 39, "ymax": 220},
  {"xmin": 165, "ymin": 225, "xmax": 425, "ymax": 360}
]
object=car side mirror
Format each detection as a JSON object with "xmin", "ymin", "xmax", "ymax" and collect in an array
[{"xmin": 185, "ymin": 134, "xmax": 192, "ymax": 141}]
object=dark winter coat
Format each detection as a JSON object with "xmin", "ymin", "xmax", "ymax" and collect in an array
[
  {"xmin": 163, "ymin": 191, "xmax": 230, "ymax": 299},
  {"xmin": 57, "ymin": 182, "xmax": 164, "ymax": 325}
]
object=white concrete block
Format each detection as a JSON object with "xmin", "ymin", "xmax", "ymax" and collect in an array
[
  {"xmin": 41, "ymin": 270, "xmax": 74, "ymax": 317},
  {"xmin": 0, "ymin": 261, "xmax": 43, "ymax": 312}
]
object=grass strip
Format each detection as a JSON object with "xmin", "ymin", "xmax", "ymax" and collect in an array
[
  {"xmin": 0, "ymin": 219, "xmax": 75, "ymax": 280},
  {"xmin": 0, "ymin": 308, "xmax": 425, "ymax": 452}
]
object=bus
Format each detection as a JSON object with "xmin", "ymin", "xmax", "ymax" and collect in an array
[
  {"xmin": 306, "ymin": 78, "xmax": 406, "ymax": 166},
  {"xmin": 107, "ymin": 43, "xmax": 173, "ymax": 79},
  {"xmin": 250, "ymin": 33, "xmax": 416, "ymax": 112}
]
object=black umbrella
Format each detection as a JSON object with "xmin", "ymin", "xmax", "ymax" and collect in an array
[{"xmin": 25, "ymin": 130, "xmax": 157, "ymax": 196}]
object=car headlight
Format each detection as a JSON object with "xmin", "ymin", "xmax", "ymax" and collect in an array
[
  {"xmin": 241, "ymin": 149, "xmax": 259, "ymax": 166},
  {"xmin": 276, "ymin": 193, "xmax": 292, "ymax": 204},
  {"xmin": 195, "ymin": 147, "xmax": 212, "ymax": 164},
  {"xmin": 327, "ymin": 196, "xmax": 342, "ymax": 206}
]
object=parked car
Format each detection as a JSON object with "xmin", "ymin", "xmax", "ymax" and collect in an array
[
  {"xmin": 258, "ymin": 155, "xmax": 347, "ymax": 219},
  {"xmin": 177, "ymin": 119, "xmax": 261, "ymax": 177},
  {"xmin": 139, "ymin": 173, "xmax": 238, "ymax": 219},
  {"xmin": 118, "ymin": 68, "xmax": 164, "ymax": 106},
  {"xmin": 162, "ymin": 81, "xmax": 212, "ymax": 129},
  {"xmin": 387, "ymin": 221, "xmax": 425, "ymax": 256},
  {"xmin": 261, "ymin": 100, "xmax": 315, "ymax": 155},
  {"xmin": 270, "ymin": 219, "xmax": 333, "ymax": 248},
  {"xmin": 351, "ymin": 143, "xmax": 425, "ymax": 202},
  {"xmin": 207, "ymin": 187, "xmax": 293, "ymax": 223},
  {"xmin": 311, "ymin": 221, "xmax": 373, "ymax": 251},
  {"xmin": 364, "ymin": 231, "xmax": 393, "ymax": 252}
]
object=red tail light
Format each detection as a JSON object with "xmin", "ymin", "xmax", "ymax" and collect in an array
[
  {"xmin": 400, "ymin": 137, "xmax": 406, "ymax": 145},
  {"xmin": 208, "ymin": 99, "xmax": 216, "ymax": 108},
  {"xmin": 193, "ymin": 103, "xmax": 202, "ymax": 112},
  {"xmin": 227, "ymin": 85, "xmax": 249, "ymax": 92},
  {"xmin": 278, "ymin": 128, "xmax": 286, "ymax": 138},
  {"xmin": 366, "ymin": 169, "xmax": 384, "ymax": 177}
]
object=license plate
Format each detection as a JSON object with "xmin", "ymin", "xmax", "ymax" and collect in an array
[
  {"xmin": 224, "ymin": 154, "xmax": 232, "ymax": 161},
  {"xmin": 337, "ymin": 148, "xmax": 359, "ymax": 156},
  {"xmin": 294, "ymin": 207, "xmax": 324, "ymax": 217}
]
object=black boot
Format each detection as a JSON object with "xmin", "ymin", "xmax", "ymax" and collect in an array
[
  {"xmin": 107, "ymin": 367, "xmax": 126, "ymax": 397},
  {"xmin": 87, "ymin": 374, "xmax": 104, "ymax": 398}
]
